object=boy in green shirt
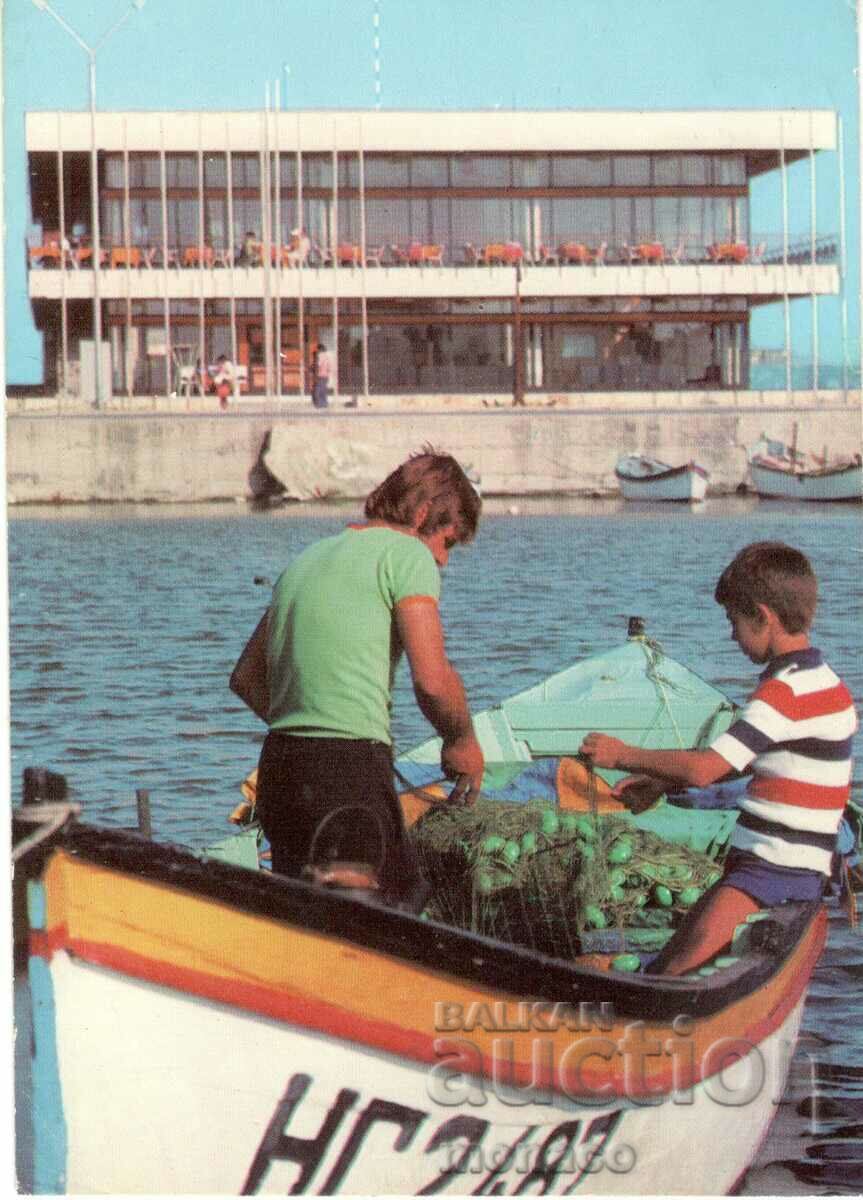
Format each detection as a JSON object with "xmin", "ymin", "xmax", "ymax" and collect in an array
[{"xmin": 231, "ymin": 450, "xmax": 483, "ymax": 909}]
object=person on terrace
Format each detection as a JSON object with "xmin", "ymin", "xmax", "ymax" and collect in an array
[{"xmin": 580, "ymin": 542, "xmax": 857, "ymax": 975}]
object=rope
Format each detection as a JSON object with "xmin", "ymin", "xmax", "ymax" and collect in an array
[{"xmin": 639, "ymin": 636, "xmax": 687, "ymax": 749}]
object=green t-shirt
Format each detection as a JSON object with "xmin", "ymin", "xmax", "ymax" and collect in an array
[{"xmin": 266, "ymin": 526, "xmax": 441, "ymax": 744}]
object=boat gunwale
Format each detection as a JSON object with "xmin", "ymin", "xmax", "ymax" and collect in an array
[
  {"xmin": 34, "ymin": 818, "xmax": 823, "ymax": 1023},
  {"xmin": 614, "ymin": 461, "xmax": 709, "ymax": 484},
  {"xmin": 749, "ymin": 457, "xmax": 862, "ymax": 482}
]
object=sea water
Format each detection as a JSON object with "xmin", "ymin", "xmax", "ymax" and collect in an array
[{"xmin": 8, "ymin": 496, "xmax": 863, "ymax": 1192}]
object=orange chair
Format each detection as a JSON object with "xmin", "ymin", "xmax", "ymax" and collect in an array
[
  {"xmin": 482, "ymin": 242, "xmax": 508, "ymax": 264},
  {"xmin": 111, "ymin": 246, "xmax": 142, "ymax": 268}
]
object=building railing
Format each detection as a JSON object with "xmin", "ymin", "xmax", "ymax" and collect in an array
[{"xmin": 26, "ymin": 232, "xmax": 839, "ymax": 272}]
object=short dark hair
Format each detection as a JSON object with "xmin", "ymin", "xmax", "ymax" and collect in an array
[
  {"xmin": 365, "ymin": 448, "xmax": 481, "ymax": 543},
  {"xmin": 714, "ymin": 541, "xmax": 817, "ymax": 633}
]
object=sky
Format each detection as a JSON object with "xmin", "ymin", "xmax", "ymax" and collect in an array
[{"xmin": 2, "ymin": 0, "xmax": 860, "ymax": 385}]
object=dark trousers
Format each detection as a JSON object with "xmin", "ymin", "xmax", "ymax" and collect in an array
[{"xmin": 255, "ymin": 732, "xmax": 428, "ymax": 911}]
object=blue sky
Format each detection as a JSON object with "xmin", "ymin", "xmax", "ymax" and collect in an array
[{"xmin": 3, "ymin": 0, "xmax": 860, "ymax": 384}]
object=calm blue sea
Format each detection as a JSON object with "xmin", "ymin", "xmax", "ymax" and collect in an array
[{"xmin": 9, "ymin": 496, "xmax": 863, "ymax": 1192}]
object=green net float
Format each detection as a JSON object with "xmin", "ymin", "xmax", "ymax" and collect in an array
[
  {"xmin": 609, "ymin": 867, "xmax": 627, "ymax": 887},
  {"xmin": 583, "ymin": 904, "xmax": 607, "ymax": 929},
  {"xmin": 520, "ymin": 831, "xmax": 537, "ymax": 855},
  {"xmin": 713, "ymin": 955, "xmax": 740, "ymax": 969},
  {"xmin": 609, "ymin": 884, "xmax": 626, "ymax": 903},
  {"xmin": 474, "ymin": 870, "xmax": 496, "ymax": 895},
  {"xmin": 707, "ymin": 869, "xmax": 723, "ymax": 886},
  {"xmin": 540, "ymin": 809, "xmax": 560, "ymax": 836},
  {"xmin": 607, "ymin": 837, "xmax": 634, "ymax": 865},
  {"xmin": 630, "ymin": 891, "xmax": 648, "ymax": 908},
  {"xmin": 678, "ymin": 886, "xmax": 702, "ymax": 907},
  {"xmin": 574, "ymin": 817, "xmax": 597, "ymax": 840},
  {"xmin": 697, "ymin": 965, "xmax": 717, "ymax": 977},
  {"xmin": 576, "ymin": 840, "xmax": 596, "ymax": 861},
  {"xmin": 481, "ymin": 835, "xmax": 506, "ymax": 855},
  {"xmin": 654, "ymin": 884, "xmax": 674, "ymax": 907},
  {"xmin": 668, "ymin": 863, "xmax": 693, "ymax": 881},
  {"xmin": 559, "ymin": 813, "xmax": 578, "ymax": 833},
  {"xmin": 502, "ymin": 839, "xmax": 521, "ymax": 864},
  {"xmin": 611, "ymin": 953, "xmax": 641, "ymax": 973}
]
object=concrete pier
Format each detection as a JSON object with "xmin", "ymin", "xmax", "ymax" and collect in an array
[{"xmin": 5, "ymin": 390, "xmax": 860, "ymax": 504}]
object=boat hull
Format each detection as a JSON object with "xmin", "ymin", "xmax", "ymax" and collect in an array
[
  {"xmin": 24, "ymin": 826, "xmax": 826, "ymax": 1195},
  {"xmin": 615, "ymin": 460, "xmax": 709, "ymax": 502},
  {"xmin": 37, "ymin": 946, "xmax": 809, "ymax": 1195},
  {"xmin": 749, "ymin": 459, "xmax": 863, "ymax": 502}
]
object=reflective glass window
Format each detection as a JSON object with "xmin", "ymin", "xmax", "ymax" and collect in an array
[
  {"xmin": 512, "ymin": 156, "xmax": 550, "ymax": 187},
  {"xmin": 451, "ymin": 155, "xmax": 511, "ymax": 186},
  {"xmin": 338, "ymin": 154, "xmax": 359, "ymax": 189},
  {"xmin": 204, "ymin": 154, "xmax": 227, "ymax": 188},
  {"xmin": 653, "ymin": 156, "xmax": 681, "ymax": 186},
  {"xmin": 680, "ymin": 155, "xmax": 709, "ymax": 185},
  {"xmin": 614, "ymin": 156, "xmax": 651, "ymax": 185},
  {"xmin": 551, "ymin": 155, "xmax": 612, "ymax": 185},
  {"xmin": 303, "ymin": 154, "xmax": 332, "ymax": 188},
  {"xmin": 364, "ymin": 155, "xmax": 409, "ymax": 187},
  {"xmin": 231, "ymin": 153, "xmax": 260, "ymax": 189},
  {"xmin": 166, "ymin": 154, "xmax": 197, "ymax": 188},
  {"xmin": 410, "ymin": 155, "xmax": 449, "ymax": 186}
]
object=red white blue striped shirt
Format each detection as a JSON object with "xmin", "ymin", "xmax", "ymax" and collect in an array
[{"xmin": 710, "ymin": 648, "xmax": 857, "ymax": 874}]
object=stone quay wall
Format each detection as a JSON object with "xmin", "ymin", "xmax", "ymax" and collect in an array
[{"xmin": 5, "ymin": 390, "xmax": 861, "ymax": 505}]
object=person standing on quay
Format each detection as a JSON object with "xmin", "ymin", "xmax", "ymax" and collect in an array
[
  {"xmin": 312, "ymin": 342, "xmax": 331, "ymax": 408},
  {"xmin": 229, "ymin": 449, "xmax": 484, "ymax": 910}
]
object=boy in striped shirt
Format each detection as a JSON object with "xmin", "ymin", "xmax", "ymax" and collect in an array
[{"xmin": 580, "ymin": 542, "xmax": 857, "ymax": 975}]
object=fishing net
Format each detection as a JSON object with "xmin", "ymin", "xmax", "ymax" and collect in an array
[{"xmin": 411, "ymin": 797, "xmax": 724, "ymax": 962}]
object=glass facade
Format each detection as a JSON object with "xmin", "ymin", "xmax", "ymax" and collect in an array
[{"xmin": 31, "ymin": 142, "xmax": 818, "ymax": 397}]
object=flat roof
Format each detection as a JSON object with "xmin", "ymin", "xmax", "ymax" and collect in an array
[{"xmin": 25, "ymin": 108, "xmax": 836, "ymax": 156}]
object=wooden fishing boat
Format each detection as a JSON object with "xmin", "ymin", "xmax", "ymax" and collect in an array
[
  {"xmin": 614, "ymin": 455, "xmax": 709, "ymax": 502},
  {"xmin": 15, "ymin": 798, "xmax": 827, "ymax": 1196},
  {"xmin": 747, "ymin": 434, "xmax": 862, "ymax": 503}
]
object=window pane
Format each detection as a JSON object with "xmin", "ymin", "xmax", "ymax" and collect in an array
[
  {"xmin": 551, "ymin": 155, "xmax": 611, "ymax": 185},
  {"xmin": 715, "ymin": 154, "xmax": 745, "ymax": 185},
  {"xmin": 303, "ymin": 154, "xmax": 332, "ymax": 188},
  {"xmin": 204, "ymin": 153, "xmax": 227, "ymax": 187},
  {"xmin": 653, "ymin": 155, "xmax": 681, "ymax": 185},
  {"xmin": 105, "ymin": 155, "xmax": 124, "ymax": 188},
  {"xmin": 364, "ymin": 154, "xmax": 409, "ymax": 187},
  {"xmin": 166, "ymin": 154, "xmax": 197, "ymax": 188},
  {"xmin": 231, "ymin": 153, "xmax": 260, "ymax": 189},
  {"xmin": 279, "ymin": 153, "xmax": 297, "ymax": 187},
  {"xmin": 410, "ymin": 155, "xmax": 449, "ymax": 186},
  {"xmin": 451, "ymin": 155, "xmax": 510, "ymax": 187},
  {"xmin": 680, "ymin": 155, "xmax": 709, "ymax": 185},
  {"xmin": 614, "ymin": 156, "xmax": 651, "ymax": 185},
  {"xmin": 338, "ymin": 154, "xmax": 359, "ymax": 189},
  {"xmin": 512, "ymin": 156, "xmax": 550, "ymax": 187}
]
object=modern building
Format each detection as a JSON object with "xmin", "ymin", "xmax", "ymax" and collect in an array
[{"xmin": 24, "ymin": 108, "xmax": 842, "ymax": 402}]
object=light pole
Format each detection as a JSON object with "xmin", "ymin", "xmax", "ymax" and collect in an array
[{"xmin": 31, "ymin": 0, "xmax": 146, "ymax": 410}]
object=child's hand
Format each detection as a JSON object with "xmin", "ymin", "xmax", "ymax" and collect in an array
[
  {"xmin": 580, "ymin": 732, "xmax": 626, "ymax": 769},
  {"xmin": 612, "ymin": 775, "xmax": 666, "ymax": 814}
]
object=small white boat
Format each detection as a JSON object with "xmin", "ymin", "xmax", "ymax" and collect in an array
[
  {"xmin": 748, "ymin": 434, "xmax": 862, "ymax": 503},
  {"xmin": 614, "ymin": 455, "xmax": 709, "ymax": 502}
]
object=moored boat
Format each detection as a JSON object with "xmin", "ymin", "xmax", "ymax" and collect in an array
[
  {"xmin": 614, "ymin": 455, "xmax": 709, "ymax": 502},
  {"xmin": 747, "ymin": 434, "xmax": 862, "ymax": 502},
  {"xmin": 16, "ymin": 801, "xmax": 827, "ymax": 1196}
]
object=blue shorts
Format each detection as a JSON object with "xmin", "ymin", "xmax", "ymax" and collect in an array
[{"xmin": 721, "ymin": 849, "xmax": 826, "ymax": 906}]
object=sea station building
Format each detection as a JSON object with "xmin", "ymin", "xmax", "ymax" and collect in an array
[{"xmin": 24, "ymin": 108, "xmax": 842, "ymax": 402}]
